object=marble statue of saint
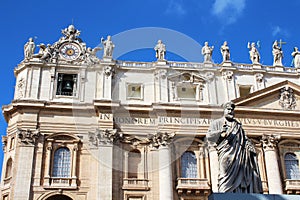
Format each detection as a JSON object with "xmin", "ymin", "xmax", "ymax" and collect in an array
[
  {"xmin": 24, "ymin": 37, "xmax": 35, "ymax": 60},
  {"xmin": 292, "ymin": 47, "xmax": 300, "ymax": 68},
  {"xmin": 247, "ymin": 42, "xmax": 260, "ymax": 63},
  {"xmin": 272, "ymin": 40, "xmax": 283, "ymax": 66},
  {"xmin": 202, "ymin": 42, "xmax": 214, "ymax": 62},
  {"xmin": 220, "ymin": 41, "xmax": 230, "ymax": 62},
  {"xmin": 101, "ymin": 35, "xmax": 115, "ymax": 57},
  {"xmin": 206, "ymin": 102, "xmax": 263, "ymax": 193},
  {"xmin": 154, "ymin": 40, "xmax": 166, "ymax": 60}
]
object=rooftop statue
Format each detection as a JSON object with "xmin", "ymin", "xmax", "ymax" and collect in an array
[
  {"xmin": 202, "ymin": 42, "xmax": 214, "ymax": 62},
  {"xmin": 292, "ymin": 47, "xmax": 300, "ymax": 68},
  {"xmin": 206, "ymin": 102, "xmax": 263, "ymax": 193},
  {"xmin": 247, "ymin": 42, "xmax": 260, "ymax": 64},
  {"xmin": 154, "ymin": 39, "xmax": 166, "ymax": 61},
  {"xmin": 272, "ymin": 40, "xmax": 283, "ymax": 66},
  {"xmin": 220, "ymin": 41, "xmax": 230, "ymax": 62},
  {"xmin": 24, "ymin": 37, "xmax": 35, "ymax": 60},
  {"xmin": 101, "ymin": 35, "xmax": 115, "ymax": 58}
]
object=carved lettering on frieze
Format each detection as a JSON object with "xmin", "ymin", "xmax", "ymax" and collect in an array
[
  {"xmin": 17, "ymin": 128, "xmax": 40, "ymax": 145},
  {"xmin": 88, "ymin": 129, "xmax": 121, "ymax": 146},
  {"xmin": 279, "ymin": 86, "xmax": 297, "ymax": 110}
]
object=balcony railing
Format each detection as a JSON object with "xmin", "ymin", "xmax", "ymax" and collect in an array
[
  {"xmin": 285, "ymin": 179, "xmax": 300, "ymax": 194},
  {"xmin": 177, "ymin": 178, "xmax": 210, "ymax": 190},
  {"xmin": 122, "ymin": 178, "xmax": 150, "ymax": 191},
  {"xmin": 44, "ymin": 177, "xmax": 77, "ymax": 189}
]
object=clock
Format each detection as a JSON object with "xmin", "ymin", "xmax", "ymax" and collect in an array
[{"xmin": 59, "ymin": 42, "xmax": 81, "ymax": 60}]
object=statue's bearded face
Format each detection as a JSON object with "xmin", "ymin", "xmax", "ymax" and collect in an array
[{"xmin": 224, "ymin": 106, "xmax": 234, "ymax": 120}]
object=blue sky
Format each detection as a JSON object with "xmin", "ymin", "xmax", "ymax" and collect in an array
[{"xmin": 0, "ymin": 0, "xmax": 300, "ymax": 173}]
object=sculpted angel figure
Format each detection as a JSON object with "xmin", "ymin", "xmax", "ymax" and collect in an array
[
  {"xmin": 86, "ymin": 47, "xmax": 102, "ymax": 64},
  {"xmin": 24, "ymin": 37, "xmax": 35, "ymax": 60}
]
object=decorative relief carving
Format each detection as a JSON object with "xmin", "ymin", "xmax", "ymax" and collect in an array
[
  {"xmin": 148, "ymin": 132, "xmax": 175, "ymax": 148},
  {"xmin": 122, "ymin": 135, "xmax": 149, "ymax": 148},
  {"xmin": 255, "ymin": 73, "xmax": 264, "ymax": 83},
  {"xmin": 104, "ymin": 66, "xmax": 114, "ymax": 77},
  {"xmin": 17, "ymin": 128, "xmax": 40, "ymax": 145},
  {"xmin": 155, "ymin": 69, "xmax": 167, "ymax": 79},
  {"xmin": 222, "ymin": 71, "xmax": 233, "ymax": 81},
  {"xmin": 261, "ymin": 134, "xmax": 281, "ymax": 151},
  {"xmin": 279, "ymin": 86, "xmax": 297, "ymax": 110},
  {"xmin": 205, "ymin": 72, "xmax": 215, "ymax": 81},
  {"xmin": 17, "ymin": 78, "xmax": 25, "ymax": 99},
  {"xmin": 88, "ymin": 129, "xmax": 121, "ymax": 146}
]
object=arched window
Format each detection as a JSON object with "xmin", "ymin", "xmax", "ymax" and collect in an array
[
  {"xmin": 128, "ymin": 149, "xmax": 141, "ymax": 178},
  {"xmin": 46, "ymin": 194, "xmax": 73, "ymax": 200},
  {"xmin": 9, "ymin": 137, "xmax": 15, "ymax": 150},
  {"xmin": 181, "ymin": 151, "xmax": 197, "ymax": 178},
  {"xmin": 285, "ymin": 153, "xmax": 300, "ymax": 179},
  {"xmin": 5, "ymin": 158, "xmax": 12, "ymax": 178},
  {"xmin": 52, "ymin": 147, "xmax": 71, "ymax": 177}
]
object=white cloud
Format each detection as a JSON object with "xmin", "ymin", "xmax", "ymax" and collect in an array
[
  {"xmin": 165, "ymin": 0, "xmax": 186, "ymax": 16},
  {"xmin": 212, "ymin": 0, "xmax": 246, "ymax": 24},
  {"xmin": 271, "ymin": 25, "xmax": 289, "ymax": 37}
]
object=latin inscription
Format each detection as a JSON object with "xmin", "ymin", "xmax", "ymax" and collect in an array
[{"xmin": 99, "ymin": 114, "xmax": 300, "ymax": 128}]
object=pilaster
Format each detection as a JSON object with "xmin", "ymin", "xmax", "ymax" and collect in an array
[
  {"xmin": 88, "ymin": 128, "xmax": 120, "ymax": 199},
  {"xmin": 13, "ymin": 129, "xmax": 39, "ymax": 200},
  {"xmin": 207, "ymin": 143, "xmax": 219, "ymax": 192}
]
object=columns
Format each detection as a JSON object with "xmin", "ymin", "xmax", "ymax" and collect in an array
[
  {"xmin": 149, "ymin": 132, "xmax": 174, "ymax": 200},
  {"xmin": 43, "ymin": 140, "xmax": 53, "ymax": 186},
  {"xmin": 261, "ymin": 134, "xmax": 283, "ymax": 194},
  {"xmin": 71, "ymin": 143, "xmax": 78, "ymax": 187},
  {"xmin": 158, "ymin": 146, "xmax": 173, "ymax": 200}
]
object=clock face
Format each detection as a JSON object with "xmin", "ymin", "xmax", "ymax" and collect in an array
[{"xmin": 59, "ymin": 43, "xmax": 81, "ymax": 60}]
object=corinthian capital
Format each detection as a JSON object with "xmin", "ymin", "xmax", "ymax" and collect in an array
[
  {"xmin": 148, "ymin": 132, "xmax": 175, "ymax": 148},
  {"xmin": 88, "ymin": 129, "xmax": 121, "ymax": 146},
  {"xmin": 261, "ymin": 134, "xmax": 281, "ymax": 151},
  {"xmin": 17, "ymin": 128, "xmax": 40, "ymax": 145}
]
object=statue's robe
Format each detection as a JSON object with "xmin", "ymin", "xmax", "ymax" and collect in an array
[{"xmin": 207, "ymin": 117, "xmax": 263, "ymax": 193}]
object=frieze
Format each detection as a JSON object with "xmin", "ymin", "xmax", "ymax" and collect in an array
[{"xmin": 106, "ymin": 114, "xmax": 300, "ymax": 128}]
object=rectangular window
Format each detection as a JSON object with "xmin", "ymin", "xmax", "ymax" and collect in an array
[
  {"xmin": 177, "ymin": 85, "xmax": 196, "ymax": 99},
  {"xmin": 127, "ymin": 83, "xmax": 143, "ymax": 100},
  {"xmin": 56, "ymin": 73, "xmax": 77, "ymax": 96},
  {"xmin": 239, "ymin": 85, "xmax": 252, "ymax": 98}
]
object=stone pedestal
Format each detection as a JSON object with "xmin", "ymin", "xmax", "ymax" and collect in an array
[{"xmin": 209, "ymin": 193, "xmax": 299, "ymax": 200}]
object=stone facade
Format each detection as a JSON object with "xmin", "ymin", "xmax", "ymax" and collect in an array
[{"xmin": 1, "ymin": 25, "xmax": 300, "ymax": 200}]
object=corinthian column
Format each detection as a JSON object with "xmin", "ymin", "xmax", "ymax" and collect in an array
[
  {"xmin": 261, "ymin": 134, "xmax": 283, "ymax": 194},
  {"xmin": 150, "ymin": 132, "xmax": 175, "ymax": 200}
]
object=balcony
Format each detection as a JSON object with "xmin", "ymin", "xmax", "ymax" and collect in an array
[
  {"xmin": 285, "ymin": 179, "xmax": 300, "ymax": 194},
  {"xmin": 122, "ymin": 178, "xmax": 150, "ymax": 191},
  {"xmin": 44, "ymin": 177, "xmax": 77, "ymax": 189},
  {"xmin": 177, "ymin": 178, "xmax": 210, "ymax": 195}
]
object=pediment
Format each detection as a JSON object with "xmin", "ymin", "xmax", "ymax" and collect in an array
[
  {"xmin": 168, "ymin": 72, "xmax": 206, "ymax": 83},
  {"xmin": 233, "ymin": 80, "xmax": 300, "ymax": 110}
]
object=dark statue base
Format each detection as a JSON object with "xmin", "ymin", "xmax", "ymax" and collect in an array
[{"xmin": 208, "ymin": 193, "xmax": 299, "ymax": 200}]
